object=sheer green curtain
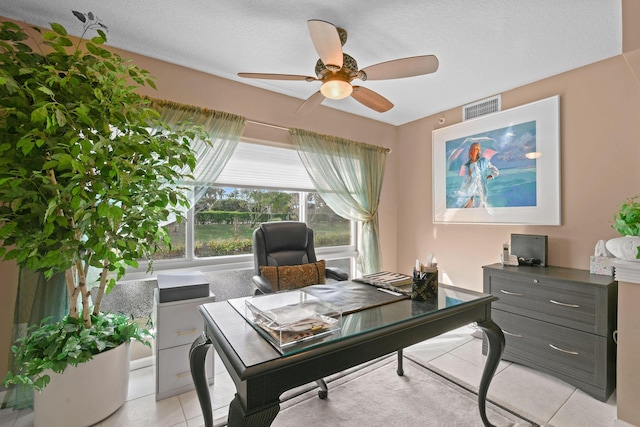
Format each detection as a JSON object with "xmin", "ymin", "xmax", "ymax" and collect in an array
[
  {"xmin": 150, "ymin": 100, "xmax": 246, "ymax": 202},
  {"xmin": 2, "ymin": 270, "xmax": 68, "ymax": 409},
  {"xmin": 290, "ymin": 128, "xmax": 388, "ymax": 274}
]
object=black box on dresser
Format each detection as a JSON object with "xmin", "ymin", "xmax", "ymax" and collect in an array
[{"xmin": 482, "ymin": 263, "xmax": 617, "ymax": 402}]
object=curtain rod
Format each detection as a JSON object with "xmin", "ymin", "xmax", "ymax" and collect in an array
[
  {"xmin": 246, "ymin": 119, "xmax": 289, "ymax": 131},
  {"xmin": 245, "ymin": 119, "xmax": 392, "ymax": 153}
]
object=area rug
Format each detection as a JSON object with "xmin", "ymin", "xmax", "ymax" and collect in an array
[{"xmin": 268, "ymin": 356, "xmax": 536, "ymax": 427}]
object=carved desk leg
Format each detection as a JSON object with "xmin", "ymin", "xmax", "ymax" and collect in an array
[
  {"xmin": 190, "ymin": 333, "xmax": 213, "ymax": 427},
  {"xmin": 476, "ymin": 319, "xmax": 505, "ymax": 427}
]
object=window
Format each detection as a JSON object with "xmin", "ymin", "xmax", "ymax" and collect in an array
[
  {"xmin": 151, "ymin": 187, "xmax": 354, "ymax": 259},
  {"xmin": 122, "ymin": 140, "xmax": 357, "ymax": 280}
]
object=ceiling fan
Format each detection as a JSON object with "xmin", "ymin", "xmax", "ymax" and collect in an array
[{"xmin": 238, "ymin": 20, "xmax": 439, "ymax": 115}]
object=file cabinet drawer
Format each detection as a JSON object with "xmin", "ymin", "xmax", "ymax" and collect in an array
[
  {"xmin": 156, "ymin": 344, "xmax": 214, "ymax": 399},
  {"xmin": 487, "ymin": 273, "xmax": 599, "ymax": 334},
  {"xmin": 492, "ymin": 310, "xmax": 607, "ymax": 389},
  {"xmin": 153, "ymin": 290, "xmax": 215, "ymax": 349}
]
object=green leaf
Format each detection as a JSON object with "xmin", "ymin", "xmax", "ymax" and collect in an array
[
  {"xmin": 55, "ymin": 109, "xmax": 67, "ymax": 127},
  {"xmin": 31, "ymin": 105, "xmax": 48, "ymax": 123},
  {"xmin": 10, "ymin": 198, "xmax": 22, "ymax": 212},
  {"xmin": 37, "ymin": 86, "xmax": 55, "ymax": 97},
  {"xmin": 42, "ymin": 31, "xmax": 56, "ymax": 41},
  {"xmin": 58, "ymin": 36, "xmax": 73, "ymax": 47},
  {"xmin": 85, "ymin": 42, "xmax": 101, "ymax": 56},
  {"xmin": 50, "ymin": 23, "xmax": 68, "ymax": 36},
  {"xmin": 19, "ymin": 139, "xmax": 35, "ymax": 155}
]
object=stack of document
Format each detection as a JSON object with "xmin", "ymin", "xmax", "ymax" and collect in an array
[{"xmin": 353, "ymin": 271, "xmax": 413, "ymax": 295}]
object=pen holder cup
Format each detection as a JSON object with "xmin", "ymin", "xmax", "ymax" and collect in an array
[{"xmin": 411, "ymin": 270, "xmax": 438, "ymax": 301}]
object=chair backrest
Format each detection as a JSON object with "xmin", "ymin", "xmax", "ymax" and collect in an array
[{"xmin": 252, "ymin": 221, "xmax": 318, "ymax": 275}]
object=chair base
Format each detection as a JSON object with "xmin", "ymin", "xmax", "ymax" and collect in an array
[{"xmin": 314, "ymin": 349, "xmax": 403, "ymax": 399}]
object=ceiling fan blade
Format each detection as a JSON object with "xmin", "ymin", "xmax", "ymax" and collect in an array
[
  {"xmin": 238, "ymin": 72, "xmax": 316, "ymax": 81},
  {"xmin": 351, "ymin": 86, "xmax": 394, "ymax": 113},
  {"xmin": 360, "ymin": 55, "xmax": 439, "ymax": 81},
  {"xmin": 307, "ymin": 20, "xmax": 343, "ymax": 70},
  {"xmin": 296, "ymin": 91, "xmax": 325, "ymax": 115}
]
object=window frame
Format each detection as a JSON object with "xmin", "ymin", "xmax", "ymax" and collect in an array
[{"xmin": 122, "ymin": 139, "xmax": 359, "ymax": 281}]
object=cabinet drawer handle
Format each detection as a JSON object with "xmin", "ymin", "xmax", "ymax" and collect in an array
[
  {"xmin": 500, "ymin": 289, "xmax": 524, "ymax": 296},
  {"xmin": 549, "ymin": 344, "xmax": 579, "ymax": 355},
  {"xmin": 176, "ymin": 371, "xmax": 191, "ymax": 379},
  {"xmin": 502, "ymin": 330, "xmax": 523, "ymax": 338},
  {"xmin": 549, "ymin": 299, "xmax": 579, "ymax": 308},
  {"xmin": 177, "ymin": 328, "xmax": 198, "ymax": 336}
]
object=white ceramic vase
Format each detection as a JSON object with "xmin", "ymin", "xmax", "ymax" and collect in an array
[
  {"xmin": 605, "ymin": 236, "xmax": 640, "ymax": 261},
  {"xmin": 34, "ymin": 341, "xmax": 130, "ymax": 427}
]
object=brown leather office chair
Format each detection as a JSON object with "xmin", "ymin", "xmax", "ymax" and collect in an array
[
  {"xmin": 251, "ymin": 221, "xmax": 348, "ymax": 295},
  {"xmin": 251, "ymin": 221, "xmax": 349, "ymax": 398}
]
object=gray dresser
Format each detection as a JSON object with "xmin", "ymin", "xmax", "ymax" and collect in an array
[{"xmin": 482, "ymin": 263, "xmax": 617, "ymax": 401}]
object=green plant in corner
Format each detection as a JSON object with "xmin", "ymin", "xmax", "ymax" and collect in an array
[
  {"xmin": 612, "ymin": 196, "xmax": 640, "ymax": 236},
  {"xmin": 0, "ymin": 11, "xmax": 208, "ymax": 394},
  {"xmin": 612, "ymin": 195, "xmax": 640, "ymax": 259}
]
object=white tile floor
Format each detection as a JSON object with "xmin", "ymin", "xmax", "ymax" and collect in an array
[{"xmin": 0, "ymin": 325, "xmax": 617, "ymax": 427}]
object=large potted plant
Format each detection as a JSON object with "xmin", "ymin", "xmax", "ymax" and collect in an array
[
  {"xmin": 0, "ymin": 11, "xmax": 206, "ymax": 425},
  {"xmin": 607, "ymin": 195, "xmax": 640, "ymax": 261}
]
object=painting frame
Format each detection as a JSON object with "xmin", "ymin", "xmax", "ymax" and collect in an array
[{"xmin": 432, "ymin": 95, "xmax": 560, "ymax": 225}]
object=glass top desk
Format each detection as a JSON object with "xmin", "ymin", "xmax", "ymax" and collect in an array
[{"xmin": 189, "ymin": 281, "xmax": 505, "ymax": 427}]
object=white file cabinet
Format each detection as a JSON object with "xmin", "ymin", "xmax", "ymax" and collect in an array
[{"xmin": 153, "ymin": 289, "xmax": 215, "ymax": 400}]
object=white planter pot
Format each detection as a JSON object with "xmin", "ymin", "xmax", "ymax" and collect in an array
[
  {"xmin": 34, "ymin": 341, "xmax": 130, "ymax": 427},
  {"xmin": 606, "ymin": 236, "xmax": 640, "ymax": 261}
]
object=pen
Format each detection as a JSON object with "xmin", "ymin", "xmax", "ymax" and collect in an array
[{"xmin": 378, "ymin": 288, "xmax": 402, "ymax": 296}]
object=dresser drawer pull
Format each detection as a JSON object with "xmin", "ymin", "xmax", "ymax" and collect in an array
[
  {"xmin": 549, "ymin": 344, "xmax": 579, "ymax": 355},
  {"xmin": 502, "ymin": 330, "xmax": 523, "ymax": 338},
  {"xmin": 500, "ymin": 289, "xmax": 524, "ymax": 296},
  {"xmin": 176, "ymin": 371, "xmax": 191, "ymax": 379},
  {"xmin": 177, "ymin": 328, "xmax": 198, "ymax": 336},
  {"xmin": 549, "ymin": 299, "xmax": 579, "ymax": 308}
]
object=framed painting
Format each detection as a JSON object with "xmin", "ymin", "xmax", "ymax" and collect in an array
[{"xmin": 432, "ymin": 95, "xmax": 560, "ymax": 225}]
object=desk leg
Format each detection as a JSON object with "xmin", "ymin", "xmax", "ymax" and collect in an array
[
  {"xmin": 476, "ymin": 320, "xmax": 505, "ymax": 427},
  {"xmin": 228, "ymin": 395, "xmax": 279, "ymax": 427},
  {"xmin": 190, "ymin": 333, "xmax": 213, "ymax": 427},
  {"xmin": 397, "ymin": 349, "xmax": 404, "ymax": 376}
]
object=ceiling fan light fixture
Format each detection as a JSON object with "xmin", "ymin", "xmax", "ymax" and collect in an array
[{"xmin": 320, "ymin": 78, "xmax": 352, "ymax": 100}]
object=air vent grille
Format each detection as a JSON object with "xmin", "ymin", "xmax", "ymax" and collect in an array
[{"xmin": 463, "ymin": 95, "xmax": 501, "ymax": 121}]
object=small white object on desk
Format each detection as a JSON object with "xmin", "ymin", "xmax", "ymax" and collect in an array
[{"xmin": 378, "ymin": 288, "xmax": 402, "ymax": 296}]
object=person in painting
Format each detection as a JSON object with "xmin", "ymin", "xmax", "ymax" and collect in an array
[{"xmin": 455, "ymin": 142, "xmax": 499, "ymax": 208}]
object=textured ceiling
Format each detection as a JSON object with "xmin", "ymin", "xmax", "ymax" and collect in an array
[{"xmin": 0, "ymin": 1, "xmax": 622, "ymax": 126}]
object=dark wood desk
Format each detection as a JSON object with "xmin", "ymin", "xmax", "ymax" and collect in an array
[{"xmin": 190, "ymin": 282, "xmax": 505, "ymax": 427}]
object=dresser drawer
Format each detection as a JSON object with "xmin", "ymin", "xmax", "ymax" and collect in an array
[
  {"xmin": 493, "ymin": 310, "xmax": 608, "ymax": 391},
  {"xmin": 486, "ymin": 272, "xmax": 602, "ymax": 335},
  {"xmin": 156, "ymin": 344, "xmax": 214, "ymax": 398},
  {"xmin": 153, "ymin": 291, "xmax": 215, "ymax": 350}
]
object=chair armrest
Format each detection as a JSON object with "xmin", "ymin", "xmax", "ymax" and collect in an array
[
  {"xmin": 251, "ymin": 275, "xmax": 274, "ymax": 295},
  {"xmin": 326, "ymin": 266, "xmax": 349, "ymax": 281}
]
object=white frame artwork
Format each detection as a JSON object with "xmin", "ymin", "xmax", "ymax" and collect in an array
[{"xmin": 432, "ymin": 95, "xmax": 561, "ymax": 225}]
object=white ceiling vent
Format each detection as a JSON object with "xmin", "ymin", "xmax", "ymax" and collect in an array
[{"xmin": 463, "ymin": 95, "xmax": 501, "ymax": 121}]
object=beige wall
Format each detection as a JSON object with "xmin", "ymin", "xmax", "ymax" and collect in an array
[
  {"xmin": 617, "ymin": 280, "xmax": 640, "ymax": 425},
  {"xmin": 396, "ymin": 54, "xmax": 640, "ymax": 291}
]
